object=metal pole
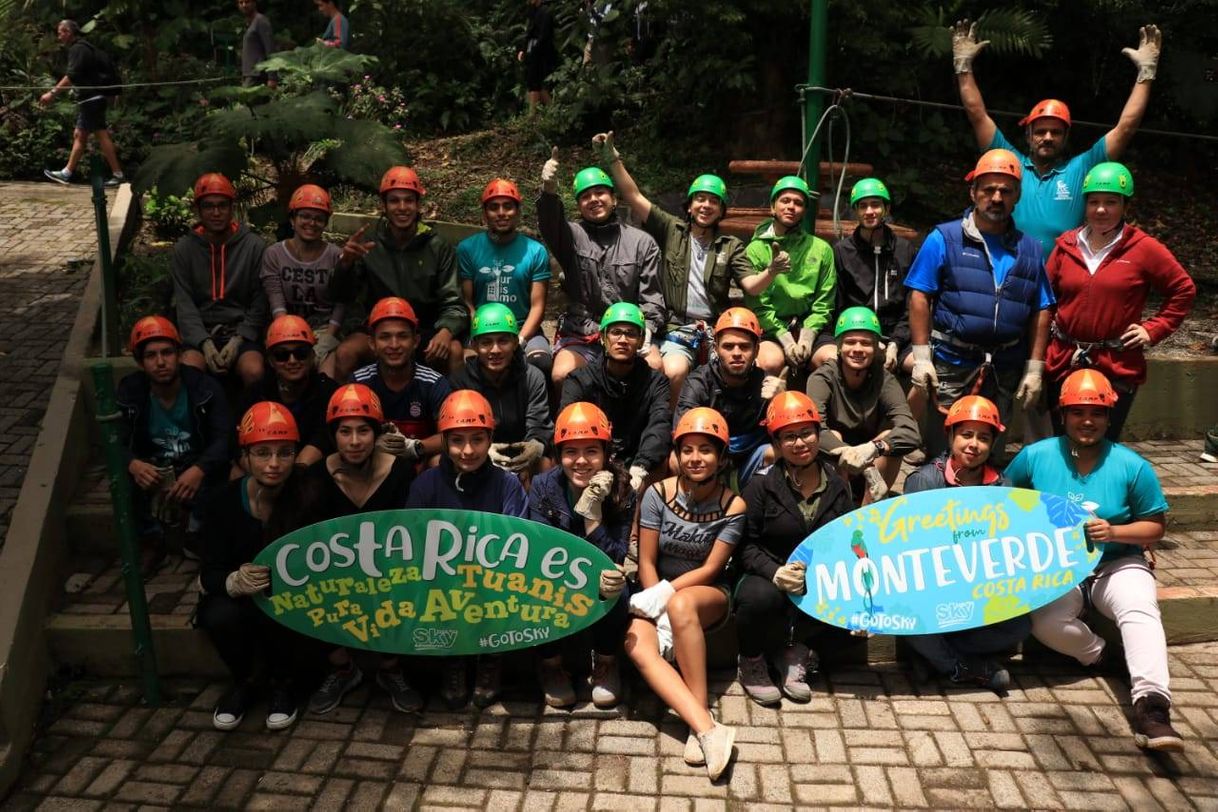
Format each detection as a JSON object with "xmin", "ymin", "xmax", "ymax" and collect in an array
[
  {"xmin": 804, "ymin": 0, "xmax": 828, "ymax": 227},
  {"xmin": 91, "ymin": 362, "xmax": 161, "ymax": 706},
  {"xmin": 90, "ymin": 155, "xmax": 119, "ymax": 358}
]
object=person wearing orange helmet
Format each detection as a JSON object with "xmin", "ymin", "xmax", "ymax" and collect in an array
[
  {"xmin": 528, "ymin": 402, "xmax": 636, "ymax": 709},
  {"xmin": 197, "ymin": 402, "xmax": 312, "ymax": 733},
  {"xmin": 734, "ymin": 392, "xmax": 855, "ymax": 708},
  {"xmin": 905, "ymin": 149, "xmax": 1056, "ymax": 459},
  {"xmin": 625, "ymin": 407, "xmax": 742, "ymax": 780},
  {"xmin": 329, "ymin": 165, "xmax": 469, "ymax": 377},
  {"xmin": 406, "ymin": 390, "xmax": 529, "ymax": 709},
  {"xmin": 457, "ymin": 178, "xmax": 553, "ymax": 374},
  {"xmin": 951, "ymin": 19, "xmax": 1160, "ymax": 256},
  {"xmin": 1005, "ymin": 369, "xmax": 1182, "ymax": 752},
  {"xmin": 173, "ymin": 172, "xmax": 270, "ymax": 387},
  {"xmin": 260, "ymin": 183, "xmax": 345, "ymax": 368},
  {"xmin": 118, "ymin": 315, "xmax": 232, "ymax": 576},
  {"xmin": 903, "ymin": 396, "xmax": 1029, "ymax": 695}
]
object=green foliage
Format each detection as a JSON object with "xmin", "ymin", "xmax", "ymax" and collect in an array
[
  {"xmin": 116, "ymin": 251, "xmax": 174, "ymax": 339},
  {"xmin": 909, "ymin": 6, "xmax": 1052, "ymax": 59},
  {"xmin": 256, "ymin": 43, "xmax": 379, "ymax": 93},
  {"xmin": 142, "ymin": 186, "xmax": 194, "ymax": 240},
  {"xmin": 346, "ymin": 76, "xmax": 408, "ymax": 131}
]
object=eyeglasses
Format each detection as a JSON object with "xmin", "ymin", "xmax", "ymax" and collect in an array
[
  {"xmin": 247, "ymin": 447, "xmax": 297, "ymax": 461},
  {"xmin": 606, "ymin": 327, "xmax": 641, "ymax": 340},
  {"xmin": 777, "ymin": 428, "xmax": 818, "ymax": 446},
  {"xmin": 271, "ymin": 347, "xmax": 312, "ymax": 362}
]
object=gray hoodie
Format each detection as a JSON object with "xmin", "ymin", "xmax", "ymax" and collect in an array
[{"xmin": 171, "ymin": 222, "xmax": 269, "ymax": 347}]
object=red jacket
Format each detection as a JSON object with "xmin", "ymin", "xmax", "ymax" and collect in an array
[{"xmin": 1046, "ymin": 224, "xmax": 1195, "ymax": 386}]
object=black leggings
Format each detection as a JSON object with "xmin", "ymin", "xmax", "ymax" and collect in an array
[
  {"xmin": 197, "ymin": 593, "xmax": 312, "ymax": 684},
  {"xmin": 733, "ymin": 574, "xmax": 858, "ymax": 658}
]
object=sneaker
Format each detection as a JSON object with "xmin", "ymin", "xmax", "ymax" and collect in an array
[
  {"xmin": 472, "ymin": 655, "xmax": 502, "ymax": 708},
  {"xmin": 266, "ymin": 685, "xmax": 298, "ymax": 731},
  {"xmin": 1133, "ymin": 693, "xmax": 1185, "ymax": 751},
  {"xmin": 1201, "ymin": 429, "xmax": 1218, "ymax": 463},
  {"xmin": 697, "ymin": 722, "xmax": 736, "ymax": 781},
  {"xmin": 308, "ymin": 664, "xmax": 363, "ymax": 714},
  {"xmin": 683, "ymin": 729, "xmax": 705, "ymax": 766},
  {"xmin": 376, "ymin": 667, "xmax": 423, "ymax": 713},
  {"xmin": 213, "ymin": 682, "xmax": 256, "ymax": 731},
  {"xmin": 590, "ymin": 653, "xmax": 621, "ymax": 708},
  {"xmin": 951, "ymin": 658, "xmax": 1010, "ymax": 695},
  {"xmin": 773, "ymin": 643, "xmax": 814, "ymax": 703},
  {"xmin": 44, "ymin": 168, "xmax": 72, "ymax": 185},
  {"xmin": 538, "ymin": 655, "xmax": 575, "ymax": 708},
  {"xmin": 737, "ymin": 653, "xmax": 781, "ymax": 706},
  {"xmin": 440, "ymin": 659, "xmax": 468, "ymax": 709},
  {"xmin": 103, "ymin": 173, "xmax": 125, "ymax": 188}
]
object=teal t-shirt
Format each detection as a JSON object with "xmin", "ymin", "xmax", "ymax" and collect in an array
[
  {"xmin": 1003, "ymin": 437, "xmax": 1168, "ymax": 563},
  {"xmin": 988, "ymin": 130, "xmax": 1108, "ymax": 257},
  {"xmin": 457, "ymin": 232, "xmax": 551, "ymax": 323},
  {"xmin": 147, "ymin": 389, "xmax": 198, "ymax": 467}
]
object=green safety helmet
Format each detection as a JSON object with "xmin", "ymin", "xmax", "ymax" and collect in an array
[
  {"xmin": 850, "ymin": 177, "xmax": 891, "ymax": 207},
  {"xmin": 470, "ymin": 303, "xmax": 520, "ymax": 339},
  {"xmin": 1082, "ymin": 162, "xmax": 1134, "ymax": 198},
  {"xmin": 834, "ymin": 306, "xmax": 882, "ymax": 338},
  {"xmin": 770, "ymin": 175, "xmax": 811, "ymax": 203},
  {"xmin": 599, "ymin": 302, "xmax": 646, "ymax": 332},
  {"xmin": 573, "ymin": 166, "xmax": 615, "ymax": 198},
  {"xmin": 687, "ymin": 173, "xmax": 728, "ymax": 204}
]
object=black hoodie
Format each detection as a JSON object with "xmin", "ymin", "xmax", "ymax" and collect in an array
[
  {"xmin": 559, "ymin": 356, "xmax": 671, "ymax": 471},
  {"xmin": 449, "ymin": 348, "xmax": 553, "ymax": 447},
  {"xmin": 832, "ymin": 223, "xmax": 917, "ymax": 351}
]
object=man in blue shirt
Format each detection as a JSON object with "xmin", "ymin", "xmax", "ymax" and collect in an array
[{"xmin": 950, "ymin": 20, "xmax": 1161, "ymax": 256}]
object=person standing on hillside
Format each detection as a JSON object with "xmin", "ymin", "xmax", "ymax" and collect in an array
[
  {"xmin": 518, "ymin": 0, "xmax": 558, "ymax": 113},
  {"xmin": 238, "ymin": 0, "xmax": 277, "ymax": 88},
  {"xmin": 315, "ymin": 0, "xmax": 350, "ymax": 49}
]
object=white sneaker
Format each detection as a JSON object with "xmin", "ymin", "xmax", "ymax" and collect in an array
[
  {"xmin": 590, "ymin": 653, "xmax": 620, "ymax": 708},
  {"xmin": 698, "ymin": 722, "xmax": 736, "ymax": 781},
  {"xmin": 683, "ymin": 730, "xmax": 704, "ymax": 766}
]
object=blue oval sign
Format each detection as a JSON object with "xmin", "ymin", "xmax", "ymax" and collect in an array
[{"xmin": 788, "ymin": 487, "xmax": 1101, "ymax": 635}]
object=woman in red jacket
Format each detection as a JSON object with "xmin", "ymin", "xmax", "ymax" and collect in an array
[{"xmin": 1044, "ymin": 162, "xmax": 1195, "ymax": 439}]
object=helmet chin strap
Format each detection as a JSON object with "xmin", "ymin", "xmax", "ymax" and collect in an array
[{"xmin": 1095, "ymin": 219, "xmax": 1124, "ymax": 240}]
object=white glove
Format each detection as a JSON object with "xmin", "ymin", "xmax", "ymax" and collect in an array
[
  {"xmin": 655, "ymin": 611, "xmax": 675, "ymax": 661},
  {"xmin": 541, "ymin": 145, "xmax": 560, "ymax": 193},
  {"xmin": 225, "ymin": 563, "xmax": 270, "ymax": 597},
  {"xmin": 760, "ymin": 369, "xmax": 788, "ymax": 400},
  {"xmin": 574, "ymin": 470, "xmax": 615, "ymax": 521},
  {"xmin": 201, "ymin": 339, "xmax": 225, "ymax": 374},
  {"xmin": 638, "ymin": 324, "xmax": 654, "ymax": 354},
  {"xmin": 628, "ymin": 464, "xmax": 649, "ymax": 492},
  {"xmin": 772, "ymin": 562, "xmax": 806, "ymax": 595},
  {"xmin": 599, "ymin": 567, "xmax": 626, "ymax": 600},
  {"xmin": 778, "ymin": 331, "xmax": 802, "ymax": 368},
  {"xmin": 217, "ymin": 335, "xmax": 242, "ymax": 369},
  {"xmin": 505, "ymin": 439, "xmax": 546, "ymax": 472},
  {"xmin": 489, "ymin": 442, "xmax": 515, "ymax": 469},
  {"xmin": 839, "ymin": 441, "xmax": 880, "ymax": 473},
  {"xmin": 768, "ymin": 245, "xmax": 791, "ymax": 275},
  {"xmin": 863, "ymin": 466, "xmax": 889, "ymax": 502},
  {"xmin": 884, "ymin": 341, "xmax": 899, "ymax": 372},
  {"xmin": 1122, "ymin": 24, "xmax": 1161, "ymax": 83},
  {"xmin": 314, "ymin": 327, "xmax": 340, "ymax": 362},
  {"xmin": 911, "ymin": 344, "xmax": 937, "ymax": 391},
  {"xmin": 591, "ymin": 131, "xmax": 620, "ymax": 166},
  {"xmin": 796, "ymin": 330, "xmax": 816, "ymax": 364},
  {"xmin": 1015, "ymin": 359, "xmax": 1045, "ymax": 410},
  {"xmin": 950, "ymin": 18, "xmax": 990, "ymax": 74},
  {"xmin": 629, "ymin": 579, "xmax": 675, "ymax": 619}
]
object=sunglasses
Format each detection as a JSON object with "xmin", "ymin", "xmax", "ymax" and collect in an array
[{"xmin": 271, "ymin": 346, "xmax": 312, "ymax": 362}]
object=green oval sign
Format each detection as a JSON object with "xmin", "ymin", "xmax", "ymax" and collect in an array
[{"xmin": 253, "ymin": 509, "xmax": 618, "ymax": 655}]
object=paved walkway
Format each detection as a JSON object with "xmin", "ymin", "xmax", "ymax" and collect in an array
[{"xmin": 0, "ymin": 182, "xmax": 99, "ymax": 548}]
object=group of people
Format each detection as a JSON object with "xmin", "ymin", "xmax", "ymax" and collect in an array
[{"xmin": 114, "ymin": 18, "xmax": 1194, "ymax": 780}]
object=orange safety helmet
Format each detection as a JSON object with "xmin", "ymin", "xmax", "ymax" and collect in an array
[
  {"xmin": 288, "ymin": 183, "xmax": 332, "ymax": 215},
  {"xmin": 673, "ymin": 407, "xmax": 730, "ymax": 447},
  {"xmin": 481, "ymin": 178, "xmax": 522, "ymax": 205},
  {"xmin": 713, "ymin": 307, "xmax": 763, "ymax": 339},
  {"xmin": 965, "ymin": 148, "xmax": 1023, "ymax": 183},
  {"xmin": 193, "ymin": 172, "xmax": 236, "ymax": 201},
  {"xmin": 944, "ymin": 395, "xmax": 1006, "ymax": 433},
  {"xmin": 368, "ymin": 296, "xmax": 419, "ymax": 329},
  {"xmin": 129, "ymin": 315, "xmax": 181, "ymax": 354},
  {"xmin": 437, "ymin": 389, "xmax": 496, "ymax": 433},
  {"xmin": 763, "ymin": 391, "xmax": 821, "ymax": 435},
  {"xmin": 1058, "ymin": 368, "xmax": 1119, "ymax": 409},
  {"xmin": 379, "ymin": 166, "xmax": 426, "ymax": 197},
  {"xmin": 327, "ymin": 384, "xmax": 384, "ymax": 425},
  {"xmin": 238, "ymin": 401, "xmax": 301, "ymax": 447},
  {"xmin": 554, "ymin": 402, "xmax": 613, "ymax": 445},
  {"xmin": 1018, "ymin": 98, "xmax": 1072, "ymax": 129},
  {"xmin": 266, "ymin": 315, "xmax": 316, "ymax": 349}
]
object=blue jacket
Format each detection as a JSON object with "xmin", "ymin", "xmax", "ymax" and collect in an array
[
  {"xmin": 115, "ymin": 365, "xmax": 232, "ymax": 479},
  {"xmin": 528, "ymin": 467, "xmax": 634, "ymax": 564},
  {"xmin": 405, "ymin": 456, "xmax": 528, "ymax": 517}
]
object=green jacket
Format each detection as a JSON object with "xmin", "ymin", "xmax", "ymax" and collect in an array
[
  {"xmin": 642, "ymin": 207, "xmax": 753, "ymax": 326},
  {"xmin": 744, "ymin": 219, "xmax": 836, "ymax": 338}
]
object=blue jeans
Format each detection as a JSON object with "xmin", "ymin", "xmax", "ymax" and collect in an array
[{"xmin": 905, "ymin": 615, "xmax": 1031, "ymax": 676}]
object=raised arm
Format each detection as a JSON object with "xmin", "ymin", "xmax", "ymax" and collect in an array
[
  {"xmin": 1106, "ymin": 25, "xmax": 1161, "ymax": 160},
  {"xmin": 593, "ymin": 131, "xmax": 652, "ymax": 222},
  {"xmin": 951, "ymin": 19, "xmax": 997, "ymax": 150}
]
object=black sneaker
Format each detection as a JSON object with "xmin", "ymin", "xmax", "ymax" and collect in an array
[
  {"xmin": 213, "ymin": 682, "xmax": 256, "ymax": 731},
  {"xmin": 440, "ymin": 658, "xmax": 468, "ymax": 709},
  {"xmin": 951, "ymin": 658, "xmax": 1010, "ymax": 696},
  {"xmin": 1133, "ymin": 693, "xmax": 1185, "ymax": 751},
  {"xmin": 376, "ymin": 667, "xmax": 423, "ymax": 713},
  {"xmin": 266, "ymin": 686, "xmax": 298, "ymax": 731},
  {"xmin": 308, "ymin": 664, "xmax": 363, "ymax": 715},
  {"xmin": 472, "ymin": 655, "xmax": 502, "ymax": 708}
]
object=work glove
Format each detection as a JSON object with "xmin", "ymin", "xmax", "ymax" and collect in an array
[
  {"xmin": 488, "ymin": 442, "xmax": 516, "ymax": 469},
  {"xmin": 1122, "ymin": 24, "xmax": 1161, "ymax": 83},
  {"xmin": 201, "ymin": 339, "xmax": 225, "ymax": 374},
  {"xmin": 628, "ymin": 465, "xmax": 649, "ymax": 493},
  {"xmin": 541, "ymin": 145, "xmax": 560, "ymax": 193},
  {"xmin": 760, "ymin": 369, "xmax": 788, "ymax": 400},
  {"xmin": 314, "ymin": 328, "xmax": 340, "ymax": 362},
  {"xmin": 796, "ymin": 330, "xmax": 817, "ymax": 365},
  {"xmin": 884, "ymin": 341, "xmax": 899, "ymax": 372},
  {"xmin": 911, "ymin": 345, "xmax": 937, "ymax": 391},
  {"xmin": 1015, "ymin": 359, "xmax": 1045, "ymax": 410},
  {"xmin": 778, "ymin": 331, "xmax": 803, "ymax": 368},
  {"xmin": 225, "ymin": 563, "xmax": 270, "ymax": 598},
  {"xmin": 629, "ymin": 579, "xmax": 675, "ymax": 619},
  {"xmin": 839, "ymin": 441, "xmax": 880, "ymax": 474},
  {"xmin": 505, "ymin": 439, "xmax": 546, "ymax": 472},
  {"xmin": 772, "ymin": 562, "xmax": 807, "ymax": 595},
  {"xmin": 950, "ymin": 18, "xmax": 989, "ymax": 74},
  {"xmin": 768, "ymin": 245, "xmax": 791, "ymax": 275},
  {"xmin": 863, "ymin": 466, "xmax": 890, "ymax": 502},
  {"xmin": 574, "ymin": 470, "xmax": 615, "ymax": 522},
  {"xmin": 377, "ymin": 425, "xmax": 423, "ymax": 461},
  {"xmin": 591, "ymin": 131, "xmax": 620, "ymax": 166},
  {"xmin": 655, "ymin": 611, "xmax": 675, "ymax": 661},
  {"xmin": 217, "ymin": 335, "xmax": 242, "ymax": 369},
  {"xmin": 598, "ymin": 566, "xmax": 626, "ymax": 600},
  {"xmin": 638, "ymin": 324, "xmax": 654, "ymax": 355}
]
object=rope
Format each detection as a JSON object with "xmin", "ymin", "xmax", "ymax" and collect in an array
[
  {"xmin": 798, "ymin": 85, "xmax": 1218, "ymax": 144},
  {"xmin": 797, "ymin": 98, "xmax": 852, "ymax": 239},
  {"xmin": 0, "ymin": 76, "xmax": 229, "ymax": 93}
]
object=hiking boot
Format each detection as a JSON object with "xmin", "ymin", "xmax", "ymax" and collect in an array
[
  {"xmin": 1201, "ymin": 429, "xmax": 1218, "ymax": 463},
  {"xmin": 309, "ymin": 664, "xmax": 363, "ymax": 714},
  {"xmin": 952, "ymin": 658, "xmax": 1010, "ymax": 696},
  {"xmin": 538, "ymin": 655, "xmax": 575, "ymax": 708},
  {"xmin": 472, "ymin": 656, "xmax": 502, "ymax": 708},
  {"xmin": 683, "ymin": 730, "xmax": 705, "ymax": 766},
  {"xmin": 265, "ymin": 685, "xmax": 298, "ymax": 731},
  {"xmin": 377, "ymin": 667, "xmax": 423, "ymax": 713},
  {"xmin": 44, "ymin": 168, "xmax": 72, "ymax": 185},
  {"xmin": 1133, "ymin": 693, "xmax": 1185, "ymax": 751},
  {"xmin": 773, "ymin": 643, "xmax": 814, "ymax": 703},
  {"xmin": 737, "ymin": 653, "xmax": 781, "ymax": 706},
  {"xmin": 697, "ymin": 722, "xmax": 736, "ymax": 781},
  {"xmin": 213, "ymin": 681, "xmax": 256, "ymax": 731},
  {"xmin": 590, "ymin": 652, "xmax": 621, "ymax": 708},
  {"xmin": 440, "ymin": 659, "xmax": 468, "ymax": 709}
]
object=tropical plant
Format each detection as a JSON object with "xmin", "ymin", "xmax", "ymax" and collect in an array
[
  {"xmin": 143, "ymin": 186, "xmax": 195, "ymax": 240},
  {"xmin": 908, "ymin": 6, "xmax": 1053, "ymax": 59}
]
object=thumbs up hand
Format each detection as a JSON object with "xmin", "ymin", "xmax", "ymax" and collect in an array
[{"xmin": 541, "ymin": 146, "xmax": 560, "ymax": 193}]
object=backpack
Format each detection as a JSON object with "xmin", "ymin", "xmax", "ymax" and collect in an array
[{"xmin": 82, "ymin": 40, "xmax": 122, "ymax": 95}]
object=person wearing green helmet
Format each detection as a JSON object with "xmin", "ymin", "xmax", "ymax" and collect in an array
[
  {"xmin": 561, "ymin": 301, "xmax": 672, "ymax": 493},
  {"xmin": 807, "ymin": 306, "xmax": 920, "ymax": 504},
  {"xmin": 592, "ymin": 132, "xmax": 784, "ymax": 406},
  {"xmin": 1043, "ymin": 161, "xmax": 1195, "ymax": 440},
  {"xmin": 743, "ymin": 175, "xmax": 837, "ymax": 377},
  {"xmin": 536, "ymin": 146, "xmax": 665, "ymax": 394},
  {"xmin": 449, "ymin": 302, "xmax": 555, "ymax": 483}
]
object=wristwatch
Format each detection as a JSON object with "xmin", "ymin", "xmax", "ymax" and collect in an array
[{"xmin": 872, "ymin": 439, "xmax": 887, "ymax": 457}]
